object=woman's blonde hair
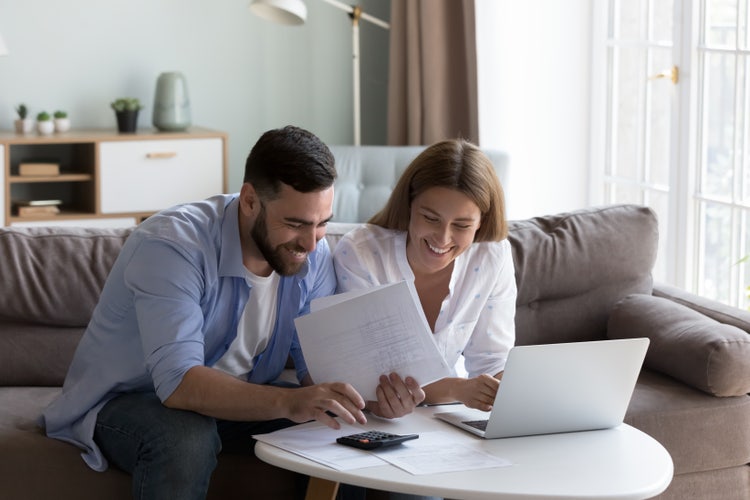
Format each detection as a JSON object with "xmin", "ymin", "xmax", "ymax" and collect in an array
[{"xmin": 369, "ymin": 139, "xmax": 508, "ymax": 241}]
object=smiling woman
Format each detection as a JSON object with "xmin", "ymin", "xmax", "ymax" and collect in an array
[{"xmin": 333, "ymin": 138, "xmax": 517, "ymax": 413}]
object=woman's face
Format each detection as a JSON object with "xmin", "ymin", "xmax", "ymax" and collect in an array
[{"xmin": 406, "ymin": 186, "xmax": 482, "ymax": 276}]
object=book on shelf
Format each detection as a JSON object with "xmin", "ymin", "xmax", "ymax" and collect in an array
[
  {"xmin": 16, "ymin": 205, "xmax": 61, "ymax": 217},
  {"xmin": 18, "ymin": 162, "xmax": 60, "ymax": 176},
  {"xmin": 13, "ymin": 199, "xmax": 63, "ymax": 207}
]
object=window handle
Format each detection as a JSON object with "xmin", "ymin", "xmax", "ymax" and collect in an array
[
  {"xmin": 145, "ymin": 152, "xmax": 177, "ymax": 159},
  {"xmin": 648, "ymin": 65, "xmax": 679, "ymax": 84}
]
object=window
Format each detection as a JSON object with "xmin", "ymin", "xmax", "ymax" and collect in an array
[{"xmin": 592, "ymin": 0, "xmax": 750, "ymax": 309}]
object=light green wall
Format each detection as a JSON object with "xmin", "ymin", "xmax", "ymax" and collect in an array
[{"xmin": 0, "ymin": 0, "xmax": 390, "ymax": 192}]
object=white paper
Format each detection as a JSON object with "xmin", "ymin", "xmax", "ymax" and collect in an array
[
  {"xmin": 373, "ymin": 431, "xmax": 513, "ymax": 475},
  {"xmin": 254, "ymin": 425, "xmax": 513, "ymax": 475},
  {"xmin": 254, "ymin": 422, "xmax": 385, "ymax": 470},
  {"xmin": 295, "ymin": 281, "xmax": 452, "ymax": 400}
]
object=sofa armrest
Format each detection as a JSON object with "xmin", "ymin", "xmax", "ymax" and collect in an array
[
  {"xmin": 653, "ymin": 282, "xmax": 750, "ymax": 331},
  {"xmin": 607, "ymin": 293, "xmax": 750, "ymax": 397}
]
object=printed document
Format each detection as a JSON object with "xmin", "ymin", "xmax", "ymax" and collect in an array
[{"xmin": 295, "ymin": 280, "xmax": 451, "ymax": 400}]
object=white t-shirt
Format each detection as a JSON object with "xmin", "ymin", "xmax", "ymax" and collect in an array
[
  {"xmin": 333, "ymin": 224, "xmax": 517, "ymax": 378},
  {"xmin": 213, "ymin": 269, "xmax": 280, "ymax": 379}
]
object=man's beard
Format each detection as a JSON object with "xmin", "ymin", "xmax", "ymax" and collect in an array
[{"xmin": 251, "ymin": 206, "xmax": 306, "ymax": 276}]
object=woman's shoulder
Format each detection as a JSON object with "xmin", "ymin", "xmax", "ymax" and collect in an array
[{"xmin": 463, "ymin": 238, "xmax": 512, "ymax": 263}]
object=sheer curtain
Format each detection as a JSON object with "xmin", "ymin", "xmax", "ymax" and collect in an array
[{"xmin": 387, "ymin": 0, "xmax": 478, "ymax": 145}]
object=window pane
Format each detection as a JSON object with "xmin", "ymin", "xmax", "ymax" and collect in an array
[
  {"xmin": 651, "ymin": 0, "xmax": 674, "ymax": 42},
  {"xmin": 701, "ymin": 52, "xmax": 736, "ymax": 198},
  {"xmin": 612, "ymin": 182, "xmax": 644, "ymax": 203},
  {"xmin": 698, "ymin": 201, "xmax": 733, "ymax": 302},
  {"xmin": 617, "ymin": 0, "xmax": 646, "ymax": 40},
  {"xmin": 647, "ymin": 48, "xmax": 673, "ymax": 186},
  {"xmin": 648, "ymin": 190, "xmax": 670, "ymax": 282},
  {"xmin": 705, "ymin": 0, "xmax": 738, "ymax": 47},
  {"xmin": 614, "ymin": 47, "xmax": 646, "ymax": 180},
  {"xmin": 742, "ymin": 210, "xmax": 750, "ymax": 309}
]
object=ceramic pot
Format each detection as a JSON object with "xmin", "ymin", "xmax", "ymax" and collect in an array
[
  {"xmin": 152, "ymin": 71, "xmax": 191, "ymax": 131},
  {"xmin": 115, "ymin": 110, "xmax": 139, "ymax": 133},
  {"xmin": 37, "ymin": 120, "xmax": 54, "ymax": 135},
  {"xmin": 14, "ymin": 119, "xmax": 33, "ymax": 134},
  {"xmin": 54, "ymin": 118, "xmax": 71, "ymax": 133}
]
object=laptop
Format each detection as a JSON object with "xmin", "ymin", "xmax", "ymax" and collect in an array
[{"xmin": 434, "ymin": 337, "xmax": 649, "ymax": 438}]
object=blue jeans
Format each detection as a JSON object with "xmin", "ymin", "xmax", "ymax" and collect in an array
[{"xmin": 94, "ymin": 391, "xmax": 297, "ymax": 500}]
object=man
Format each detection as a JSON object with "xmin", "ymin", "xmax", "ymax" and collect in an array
[{"xmin": 42, "ymin": 126, "xmax": 424, "ymax": 500}]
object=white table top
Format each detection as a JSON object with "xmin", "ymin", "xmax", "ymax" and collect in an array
[{"xmin": 254, "ymin": 406, "xmax": 673, "ymax": 500}]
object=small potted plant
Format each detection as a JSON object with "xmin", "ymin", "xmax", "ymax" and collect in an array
[
  {"xmin": 53, "ymin": 110, "xmax": 71, "ymax": 133},
  {"xmin": 36, "ymin": 111, "xmax": 54, "ymax": 135},
  {"xmin": 111, "ymin": 98, "xmax": 143, "ymax": 133},
  {"xmin": 14, "ymin": 104, "xmax": 34, "ymax": 134}
]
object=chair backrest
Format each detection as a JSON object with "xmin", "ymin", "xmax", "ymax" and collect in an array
[{"xmin": 329, "ymin": 145, "xmax": 510, "ymax": 223}]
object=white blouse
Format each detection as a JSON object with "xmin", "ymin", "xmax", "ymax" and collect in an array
[{"xmin": 333, "ymin": 224, "xmax": 517, "ymax": 378}]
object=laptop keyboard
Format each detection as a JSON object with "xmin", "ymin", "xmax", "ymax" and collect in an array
[{"xmin": 463, "ymin": 419, "xmax": 489, "ymax": 431}]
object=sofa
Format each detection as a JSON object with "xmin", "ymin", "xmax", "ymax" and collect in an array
[{"xmin": 1, "ymin": 146, "xmax": 749, "ymax": 500}]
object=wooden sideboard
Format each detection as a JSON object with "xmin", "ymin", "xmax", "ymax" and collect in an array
[{"xmin": 0, "ymin": 127, "xmax": 227, "ymax": 227}]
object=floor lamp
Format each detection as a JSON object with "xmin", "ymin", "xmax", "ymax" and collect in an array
[{"xmin": 250, "ymin": 0, "xmax": 389, "ymax": 146}]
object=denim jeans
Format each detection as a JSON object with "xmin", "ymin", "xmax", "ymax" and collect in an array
[{"xmin": 94, "ymin": 391, "xmax": 298, "ymax": 500}]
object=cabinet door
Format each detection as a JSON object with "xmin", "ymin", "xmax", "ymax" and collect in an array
[{"xmin": 99, "ymin": 138, "xmax": 223, "ymax": 214}]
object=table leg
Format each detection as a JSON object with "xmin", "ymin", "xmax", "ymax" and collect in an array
[{"xmin": 305, "ymin": 476, "xmax": 340, "ymax": 500}]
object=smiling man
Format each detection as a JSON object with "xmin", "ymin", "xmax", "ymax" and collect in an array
[{"xmin": 41, "ymin": 126, "xmax": 409, "ymax": 500}]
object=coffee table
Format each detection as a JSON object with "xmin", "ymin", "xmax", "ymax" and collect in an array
[{"xmin": 255, "ymin": 406, "xmax": 673, "ymax": 500}]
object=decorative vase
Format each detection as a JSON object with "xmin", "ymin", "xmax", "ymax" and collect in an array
[
  {"xmin": 152, "ymin": 71, "xmax": 191, "ymax": 131},
  {"xmin": 115, "ymin": 110, "xmax": 139, "ymax": 133}
]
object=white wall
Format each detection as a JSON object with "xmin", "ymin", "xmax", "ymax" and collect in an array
[
  {"xmin": 0, "ymin": 0, "xmax": 389, "ymax": 192},
  {"xmin": 476, "ymin": 0, "xmax": 592, "ymax": 220}
]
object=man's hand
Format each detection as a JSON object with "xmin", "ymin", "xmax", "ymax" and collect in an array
[
  {"xmin": 366, "ymin": 373, "xmax": 425, "ymax": 419},
  {"xmin": 284, "ymin": 382, "xmax": 367, "ymax": 429},
  {"xmin": 456, "ymin": 374, "xmax": 500, "ymax": 411}
]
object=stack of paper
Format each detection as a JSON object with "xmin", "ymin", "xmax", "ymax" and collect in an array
[{"xmin": 294, "ymin": 280, "xmax": 452, "ymax": 400}]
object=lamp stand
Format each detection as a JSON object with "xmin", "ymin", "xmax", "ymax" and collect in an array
[{"xmin": 320, "ymin": 0, "xmax": 389, "ymax": 146}]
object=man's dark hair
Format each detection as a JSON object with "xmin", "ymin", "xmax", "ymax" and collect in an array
[{"xmin": 244, "ymin": 125, "xmax": 337, "ymax": 199}]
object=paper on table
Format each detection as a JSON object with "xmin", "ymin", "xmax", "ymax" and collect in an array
[
  {"xmin": 294, "ymin": 280, "xmax": 452, "ymax": 400},
  {"xmin": 253, "ymin": 422, "xmax": 385, "ymax": 470},
  {"xmin": 373, "ymin": 431, "xmax": 513, "ymax": 475}
]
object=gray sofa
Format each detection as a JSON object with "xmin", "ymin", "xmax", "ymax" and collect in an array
[{"xmin": 1, "ymin": 146, "xmax": 749, "ymax": 499}]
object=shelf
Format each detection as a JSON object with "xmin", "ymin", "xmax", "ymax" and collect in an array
[
  {"xmin": 2, "ymin": 127, "xmax": 228, "ymax": 226},
  {"xmin": 9, "ymin": 174, "xmax": 94, "ymax": 183}
]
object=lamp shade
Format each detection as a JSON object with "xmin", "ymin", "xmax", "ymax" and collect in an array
[
  {"xmin": 250, "ymin": 0, "xmax": 307, "ymax": 25},
  {"xmin": 0, "ymin": 31, "xmax": 8, "ymax": 56}
]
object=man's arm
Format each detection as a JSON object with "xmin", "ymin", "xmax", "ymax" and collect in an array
[{"xmin": 164, "ymin": 365, "xmax": 367, "ymax": 429}]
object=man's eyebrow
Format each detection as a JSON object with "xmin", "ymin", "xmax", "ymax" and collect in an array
[{"xmin": 283, "ymin": 214, "xmax": 333, "ymax": 226}]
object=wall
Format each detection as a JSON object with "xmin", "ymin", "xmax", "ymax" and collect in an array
[
  {"xmin": 476, "ymin": 0, "xmax": 592, "ymax": 220},
  {"xmin": 0, "ymin": 0, "xmax": 390, "ymax": 192}
]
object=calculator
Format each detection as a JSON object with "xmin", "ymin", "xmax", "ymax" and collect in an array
[{"xmin": 336, "ymin": 430, "xmax": 419, "ymax": 450}]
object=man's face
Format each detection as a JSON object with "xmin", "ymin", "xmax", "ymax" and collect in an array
[{"xmin": 244, "ymin": 183, "xmax": 334, "ymax": 276}]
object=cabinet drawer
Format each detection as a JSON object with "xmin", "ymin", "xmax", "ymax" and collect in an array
[{"xmin": 99, "ymin": 138, "xmax": 223, "ymax": 214}]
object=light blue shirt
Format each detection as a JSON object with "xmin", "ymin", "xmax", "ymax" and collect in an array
[{"xmin": 41, "ymin": 194, "xmax": 336, "ymax": 471}]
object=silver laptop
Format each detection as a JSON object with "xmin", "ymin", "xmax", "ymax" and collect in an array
[{"xmin": 435, "ymin": 338, "xmax": 649, "ymax": 438}]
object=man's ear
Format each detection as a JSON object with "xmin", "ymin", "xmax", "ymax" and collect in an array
[{"xmin": 239, "ymin": 183, "xmax": 261, "ymax": 216}]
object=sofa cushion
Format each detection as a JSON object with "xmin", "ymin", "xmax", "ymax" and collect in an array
[
  {"xmin": 608, "ymin": 294, "xmax": 750, "ymax": 397},
  {"xmin": 625, "ymin": 370, "xmax": 750, "ymax": 475},
  {"xmin": 0, "ymin": 226, "xmax": 133, "ymax": 327},
  {"xmin": 508, "ymin": 205, "xmax": 657, "ymax": 346}
]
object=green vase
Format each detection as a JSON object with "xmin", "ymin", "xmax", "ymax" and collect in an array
[{"xmin": 152, "ymin": 71, "xmax": 191, "ymax": 131}]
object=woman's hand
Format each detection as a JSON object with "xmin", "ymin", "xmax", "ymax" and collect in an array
[
  {"xmin": 455, "ymin": 374, "xmax": 500, "ymax": 411},
  {"xmin": 365, "ymin": 373, "xmax": 425, "ymax": 419}
]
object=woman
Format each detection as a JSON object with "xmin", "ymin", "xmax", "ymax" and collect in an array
[{"xmin": 333, "ymin": 139, "xmax": 516, "ymax": 415}]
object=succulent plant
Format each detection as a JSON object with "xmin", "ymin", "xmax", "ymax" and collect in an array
[
  {"xmin": 53, "ymin": 110, "xmax": 68, "ymax": 119},
  {"xmin": 15, "ymin": 104, "xmax": 28, "ymax": 119},
  {"xmin": 36, "ymin": 111, "xmax": 51, "ymax": 121},
  {"xmin": 111, "ymin": 98, "xmax": 143, "ymax": 112}
]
